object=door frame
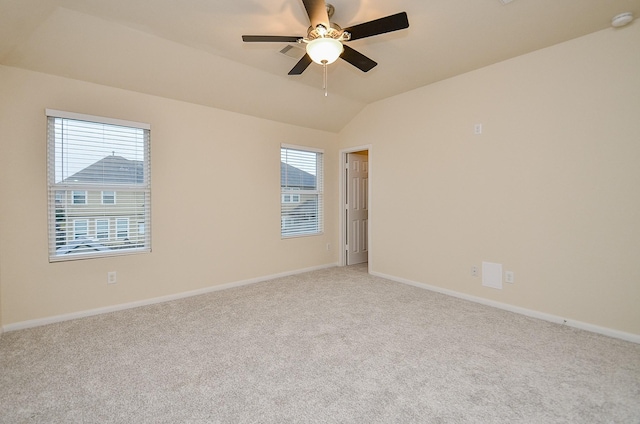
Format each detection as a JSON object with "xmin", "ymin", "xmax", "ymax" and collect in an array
[{"xmin": 339, "ymin": 144, "xmax": 372, "ymax": 267}]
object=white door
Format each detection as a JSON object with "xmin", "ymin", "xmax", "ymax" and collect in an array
[{"xmin": 346, "ymin": 152, "xmax": 369, "ymax": 265}]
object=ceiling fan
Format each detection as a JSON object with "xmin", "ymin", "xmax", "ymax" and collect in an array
[{"xmin": 242, "ymin": 0, "xmax": 409, "ymax": 94}]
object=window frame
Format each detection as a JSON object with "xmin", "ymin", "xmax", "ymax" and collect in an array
[
  {"xmin": 72, "ymin": 190, "xmax": 87, "ymax": 205},
  {"xmin": 46, "ymin": 109, "xmax": 151, "ymax": 262},
  {"xmin": 73, "ymin": 219, "xmax": 89, "ymax": 240},
  {"xmin": 96, "ymin": 218, "xmax": 110, "ymax": 241},
  {"xmin": 280, "ymin": 144, "xmax": 324, "ymax": 238},
  {"xmin": 102, "ymin": 191, "xmax": 116, "ymax": 205},
  {"xmin": 116, "ymin": 217, "xmax": 130, "ymax": 240},
  {"xmin": 282, "ymin": 190, "xmax": 301, "ymax": 204}
]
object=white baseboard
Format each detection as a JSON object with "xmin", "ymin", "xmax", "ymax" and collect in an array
[
  {"xmin": 371, "ymin": 271, "xmax": 640, "ymax": 345},
  {"xmin": 2, "ymin": 263, "xmax": 338, "ymax": 333}
]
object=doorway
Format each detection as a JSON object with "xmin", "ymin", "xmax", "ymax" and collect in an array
[{"xmin": 341, "ymin": 147, "xmax": 370, "ymax": 266}]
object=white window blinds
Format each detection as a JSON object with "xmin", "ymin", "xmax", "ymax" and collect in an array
[
  {"xmin": 281, "ymin": 145, "xmax": 323, "ymax": 237},
  {"xmin": 46, "ymin": 109, "xmax": 151, "ymax": 261}
]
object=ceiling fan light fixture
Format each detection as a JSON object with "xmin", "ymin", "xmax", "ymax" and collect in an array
[{"xmin": 306, "ymin": 37, "xmax": 343, "ymax": 65}]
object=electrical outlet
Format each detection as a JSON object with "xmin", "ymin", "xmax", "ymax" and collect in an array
[
  {"xmin": 505, "ymin": 271, "xmax": 514, "ymax": 283},
  {"xmin": 471, "ymin": 266, "xmax": 479, "ymax": 277},
  {"xmin": 107, "ymin": 271, "xmax": 117, "ymax": 284},
  {"xmin": 326, "ymin": 243, "xmax": 331, "ymax": 251}
]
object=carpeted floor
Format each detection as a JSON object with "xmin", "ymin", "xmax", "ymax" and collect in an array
[{"xmin": 1, "ymin": 265, "xmax": 639, "ymax": 423}]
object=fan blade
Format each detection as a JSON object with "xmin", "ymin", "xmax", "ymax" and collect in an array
[
  {"xmin": 340, "ymin": 45, "xmax": 377, "ymax": 72},
  {"xmin": 242, "ymin": 35, "xmax": 302, "ymax": 42},
  {"xmin": 302, "ymin": 0, "xmax": 330, "ymax": 28},
  {"xmin": 343, "ymin": 12, "xmax": 409, "ymax": 41},
  {"xmin": 288, "ymin": 53, "xmax": 313, "ymax": 75}
]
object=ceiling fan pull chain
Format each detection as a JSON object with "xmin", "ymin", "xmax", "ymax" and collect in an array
[{"xmin": 322, "ymin": 60, "xmax": 328, "ymax": 96}]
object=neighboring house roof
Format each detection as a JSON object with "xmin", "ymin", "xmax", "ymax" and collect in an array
[
  {"xmin": 289, "ymin": 198, "xmax": 317, "ymax": 214},
  {"xmin": 281, "ymin": 162, "xmax": 316, "ymax": 190},
  {"xmin": 65, "ymin": 155, "xmax": 143, "ymax": 184},
  {"xmin": 56, "ymin": 239, "xmax": 111, "ymax": 254}
]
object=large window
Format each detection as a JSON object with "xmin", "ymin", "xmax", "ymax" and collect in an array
[
  {"xmin": 281, "ymin": 145, "xmax": 323, "ymax": 237},
  {"xmin": 47, "ymin": 109, "xmax": 151, "ymax": 261}
]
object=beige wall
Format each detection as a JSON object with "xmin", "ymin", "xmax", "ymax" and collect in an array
[
  {"xmin": 339, "ymin": 25, "xmax": 640, "ymax": 335},
  {"xmin": 0, "ymin": 66, "xmax": 338, "ymax": 327}
]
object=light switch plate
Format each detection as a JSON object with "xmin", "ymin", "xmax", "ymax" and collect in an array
[{"xmin": 505, "ymin": 271, "xmax": 514, "ymax": 283}]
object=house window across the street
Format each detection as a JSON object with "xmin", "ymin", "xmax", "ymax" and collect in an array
[
  {"xmin": 96, "ymin": 219, "xmax": 109, "ymax": 240},
  {"xmin": 72, "ymin": 191, "xmax": 87, "ymax": 204},
  {"xmin": 73, "ymin": 219, "xmax": 88, "ymax": 239},
  {"xmin": 116, "ymin": 218, "xmax": 129, "ymax": 240},
  {"xmin": 280, "ymin": 145, "xmax": 323, "ymax": 238},
  {"xmin": 282, "ymin": 188, "xmax": 301, "ymax": 204},
  {"xmin": 102, "ymin": 191, "xmax": 116, "ymax": 204},
  {"xmin": 46, "ymin": 109, "xmax": 151, "ymax": 261}
]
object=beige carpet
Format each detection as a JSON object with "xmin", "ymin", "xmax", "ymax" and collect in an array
[{"xmin": 1, "ymin": 265, "xmax": 639, "ymax": 423}]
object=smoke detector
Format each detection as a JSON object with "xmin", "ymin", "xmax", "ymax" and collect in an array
[{"xmin": 611, "ymin": 12, "xmax": 633, "ymax": 28}]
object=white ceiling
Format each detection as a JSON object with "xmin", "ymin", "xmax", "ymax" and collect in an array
[{"xmin": 1, "ymin": 0, "xmax": 638, "ymax": 132}]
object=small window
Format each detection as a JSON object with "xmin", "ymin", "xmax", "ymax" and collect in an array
[
  {"xmin": 73, "ymin": 219, "xmax": 88, "ymax": 239},
  {"xmin": 281, "ymin": 145, "xmax": 323, "ymax": 237},
  {"xmin": 102, "ymin": 191, "xmax": 116, "ymax": 204},
  {"xmin": 72, "ymin": 191, "xmax": 87, "ymax": 205},
  {"xmin": 47, "ymin": 109, "xmax": 151, "ymax": 261},
  {"xmin": 116, "ymin": 218, "xmax": 129, "ymax": 240},
  {"xmin": 282, "ymin": 193, "xmax": 301, "ymax": 203},
  {"xmin": 55, "ymin": 190, "xmax": 65, "ymax": 204},
  {"xmin": 96, "ymin": 219, "xmax": 109, "ymax": 240}
]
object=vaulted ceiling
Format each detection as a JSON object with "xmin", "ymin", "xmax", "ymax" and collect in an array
[{"xmin": 1, "ymin": 0, "xmax": 638, "ymax": 132}]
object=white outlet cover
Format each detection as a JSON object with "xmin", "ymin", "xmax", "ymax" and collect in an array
[
  {"xmin": 505, "ymin": 271, "xmax": 514, "ymax": 283},
  {"xmin": 482, "ymin": 261, "xmax": 503, "ymax": 289}
]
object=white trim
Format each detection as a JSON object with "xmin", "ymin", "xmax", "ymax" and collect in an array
[
  {"xmin": 370, "ymin": 270, "xmax": 640, "ymax": 345},
  {"xmin": 281, "ymin": 143, "xmax": 324, "ymax": 154},
  {"xmin": 2, "ymin": 263, "xmax": 338, "ymax": 333},
  {"xmin": 48, "ymin": 246, "xmax": 150, "ymax": 263},
  {"xmin": 45, "ymin": 109, "xmax": 150, "ymax": 130}
]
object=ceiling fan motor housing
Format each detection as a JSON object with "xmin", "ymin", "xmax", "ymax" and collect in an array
[{"xmin": 306, "ymin": 23, "xmax": 349, "ymax": 41}]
